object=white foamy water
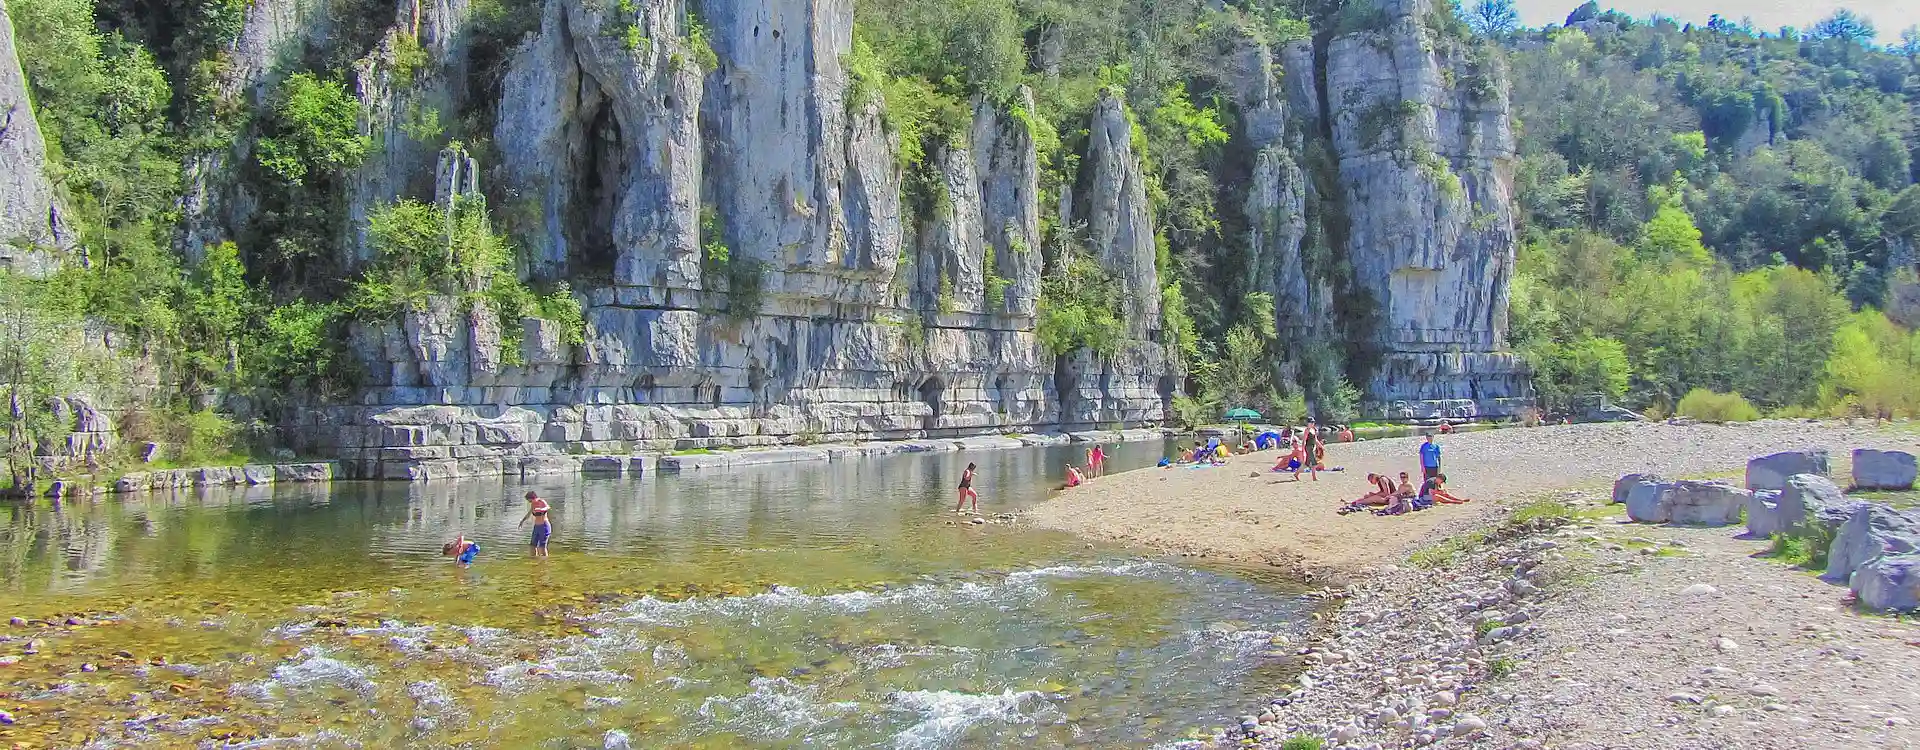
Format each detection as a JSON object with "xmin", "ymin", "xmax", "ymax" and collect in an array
[
  {"xmin": 887, "ymin": 689, "xmax": 1059, "ymax": 749},
  {"xmin": 604, "ymin": 562, "xmax": 1177, "ymax": 628},
  {"xmin": 697, "ymin": 676, "xmax": 860, "ymax": 738}
]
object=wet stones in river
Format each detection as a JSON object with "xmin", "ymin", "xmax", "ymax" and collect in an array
[
  {"xmin": 1851, "ymin": 449, "xmax": 1918, "ymax": 491},
  {"xmin": 1746, "ymin": 450, "xmax": 1829, "ymax": 492}
]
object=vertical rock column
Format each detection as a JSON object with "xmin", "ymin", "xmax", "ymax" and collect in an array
[
  {"xmin": 1323, "ymin": 0, "xmax": 1529, "ymax": 418},
  {"xmin": 0, "ymin": 0, "xmax": 71, "ymax": 274},
  {"xmin": 974, "ymin": 87, "xmax": 1043, "ymax": 318},
  {"xmin": 1056, "ymin": 90, "xmax": 1170, "ymax": 427},
  {"xmin": 1081, "ymin": 91, "xmax": 1161, "ymax": 336}
]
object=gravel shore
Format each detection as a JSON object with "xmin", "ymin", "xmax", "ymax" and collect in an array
[
  {"xmin": 1026, "ymin": 421, "xmax": 1917, "ymax": 581},
  {"xmin": 1026, "ymin": 421, "xmax": 1920, "ymax": 749}
]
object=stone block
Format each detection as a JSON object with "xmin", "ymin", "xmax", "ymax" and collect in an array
[
  {"xmin": 274, "ymin": 463, "xmax": 335, "ymax": 483},
  {"xmin": 1852, "ymin": 449, "xmax": 1917, "ymax": 491},
  {"xmin": 113, "ymin": 473, "xmax": 149, "ymax": 493},
  {"xmin": 1612, "ymin": 473, "xmax": 1664, "ymax": 505},
  {"xmin": 475, "ymin": 422, "xmax": 529, "ymax": 445},
  {"xmin": 1826, "ymin": 503, "xmax": 1920, "ymax": 584},
  {"xmin": 241, "ymin": 465, "xmax": 275, "ymax": 485},
  {"xmin": 1745, "ymin": 490, "xmax": 1784, "ymax": 539},
  {"xmin": 1851, "ymin": 554, "xmax": 1920, "ymax": 613},
  {"xmin": 1746, "ymin": 450, "xmax": 1829, "ymax": 492},
  {"xmin": 517, "ymin": 455, "xmax": 579, "ymax": 477},
  {"xmin": 581, "ymin": 456, "xmax": 628, "ymax": 476},
  {"xmin": 1774, "ymin": 474, "xmax": 1857, "ymax": 538},
  {"xmin": 1627, "ymin": 480, "xmax": 1747, "ymax": 526}
]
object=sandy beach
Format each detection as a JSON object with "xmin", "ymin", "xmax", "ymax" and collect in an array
[{"xmin": 1026, "ymin": 421, "xmax": 1920, "ymax": 580}]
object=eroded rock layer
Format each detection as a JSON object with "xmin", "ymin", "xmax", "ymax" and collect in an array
[{"xmin": 294, "ymin": 0, "xmax": 1172, "ymax": 479}]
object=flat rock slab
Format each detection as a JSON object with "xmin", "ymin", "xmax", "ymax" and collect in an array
[
  {"xmin": 1826, "ymin": 502, "xmax": 1920, "ymax": 583},
  {"xmin": 1852, "ymin": 448, "xmax": 1917, "ymax": 491},
  {"xmin": 1627, "ymin": 479, "xmax": 1748, "ymax": 526},
  {"xmin": 657, "ymin": 448, "xmax": 831, "ymax": 472},
  {"xmin": 1746, "ymin": 450, "xmax": 1829, "ymax": 492}
]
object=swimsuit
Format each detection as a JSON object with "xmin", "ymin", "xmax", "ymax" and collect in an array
[
  {"xmin": 457, "ymin": 542, "xmax": 480, "ymax": 564},
  {"xmin": 958, "ymin": 472, "xmax": 973, "ymax": 490},
  {"xmin": 530, "ymin": 500, "xmax": 551, "ymax": 547}
]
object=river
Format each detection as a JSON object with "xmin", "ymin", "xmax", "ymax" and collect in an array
[{"xmin": 0, "ymin": 440, "xmax": 1311, "ymax": 748}]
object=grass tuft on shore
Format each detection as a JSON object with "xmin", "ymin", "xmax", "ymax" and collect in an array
[{"xmin": 1280, "ymin": 737, "xmax": 1325, "ymax": 750}]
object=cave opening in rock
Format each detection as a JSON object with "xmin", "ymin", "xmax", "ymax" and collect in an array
[
  {"xmin": 567, "ymin": 82, "xmax": 623, "ymax": 283},
  {"xmin": 992, "ymin": 374, "xmax": 1011, "ymax": 420},
  {"xmin": 1157, "ymin": 375, "xmax": 1175, "ymax": 420},
  {"xmin": 918, "ymin": 377, "xmax": 945, "ymax": 433}
]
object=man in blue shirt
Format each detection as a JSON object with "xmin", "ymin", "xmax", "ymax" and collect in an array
[{"xmin": 1419, "ymin": 434, "xmax": 1442, "ymax": 480}]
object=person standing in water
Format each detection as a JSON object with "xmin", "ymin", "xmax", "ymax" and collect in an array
[
  {"xmin": 1088, "ymin": 444, "xmax": 1107, "ymax": 478},
  {"xmin": 954, "ymin": 462, "xmax": 980, "ymax": 513},
  {"xmin": 517, "ymin": 491, "xmax": 552, "ymax": 557}
]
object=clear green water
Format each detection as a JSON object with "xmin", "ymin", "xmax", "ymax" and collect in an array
[{"xmin": 0, "ymin": 441, "xmax": 1310, "ymax": 749}]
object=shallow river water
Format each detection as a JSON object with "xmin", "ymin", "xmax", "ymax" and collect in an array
[{"xmin": 0, "ymin": 441, "xmax": 1312, "ymax": 749}]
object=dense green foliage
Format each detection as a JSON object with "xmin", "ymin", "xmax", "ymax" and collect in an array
[{"xmin": 1506, "ymin": 11, "xmax": 1920, "ymax": 418}]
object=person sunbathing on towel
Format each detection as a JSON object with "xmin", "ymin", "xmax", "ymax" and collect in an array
[{"xmin": 1338, "ymin": 474, "xmax": 1396, "ymax": 514}]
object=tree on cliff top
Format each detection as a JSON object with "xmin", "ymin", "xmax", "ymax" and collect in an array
[{"xmin": 1466, "ymin": 0, "xmax": 1519, "ymax": 38}]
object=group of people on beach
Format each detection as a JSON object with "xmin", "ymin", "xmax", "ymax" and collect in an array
[
  {"xmin": 439, "ymin": 490, "xmax": 554, "ymax": 567},
  {"xmin": 953, "ymin": 442, "xmax": 1108, "ymax": 513},
  {"xmin": 1336, "ymin": 434, "xmax": 1471, "ymax": 516}
]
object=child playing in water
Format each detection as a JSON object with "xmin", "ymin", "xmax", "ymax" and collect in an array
[
  {"xmin": 1064, "ymin": 464, "xmax": 1087, "ymax": 488},
  {"xmin": 442, "ymin": 535, "xmax": 479, "ymax": 567},
  {"xmin": 518, "ymin": 491, "xmax": 552, "ymax": 558},
  {"xmin": 954, "ymin": 462, "xmax": 980, "ymax": 512},
  {"xmin": 1087, "ymin": 444, "xmax": 1107, "ymax": 477}
]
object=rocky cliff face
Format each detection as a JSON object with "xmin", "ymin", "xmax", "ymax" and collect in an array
[
  {"xmin": 292, "ymin": 0, "xmax": 1172, "ymax": 479},
  {"xmin": 0, "ymin": 0, "xmax": 69, "ymax": 275},
  {"xmin": 1239, "ymin": 0, "xmax": 1531, "ymax": 421}
]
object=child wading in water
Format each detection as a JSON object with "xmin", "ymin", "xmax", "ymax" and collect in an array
[
  {"xmin": 1087, "ymin": 444, "xmax": 1107, "ymax": 477},
  {"xmin": 518, "ymin": 491, "xmax": 552, "ymax": 558},
  {"xmin": 1064, "ymin": 464, "xmax": 1086, "ymax": 488},
  {"xmin": 442, "ymin": 535, "xmax": 479, "ymax": 567},
  {"xmin": 954, "ymin": 462, "xmax": 980, "ymax": 513}
]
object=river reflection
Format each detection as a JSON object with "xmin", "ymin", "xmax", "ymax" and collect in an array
[{"xmin": 0, "ymin": 440, "xmax": 1308, "ymax": 748}]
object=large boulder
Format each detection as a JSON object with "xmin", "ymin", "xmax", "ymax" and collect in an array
[
  {"xmin": 1778, "ymin": 474, "xmax": 1857, "ymax": 536},
  {"xmin": 1851, "ymin": 554, "xmax": 1920, "ymax": 613},
  {"xmin": 1824, "ymin": 503, "xmax": 1920, "ymax": 584},
  {"xmin": 1612, "ymin": 473, "xmax": 1664, "ymax": 505},
  {"xmin": 1627, "ymin": 480, "xmax": 1748, "ymax": 526},
  {"xmin": 1851, "ymin": 449, "xmax": 1917, "ymax": 491},
  {"xmin": 1745, "ymin": 450, "xmax": 1828, "ymax": 492},
  {"xmin": 1744, "ymin": 490, "xmax": 1784, "ymax": 539}
]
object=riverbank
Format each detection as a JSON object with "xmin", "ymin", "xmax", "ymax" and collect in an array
[
  {"xmin": 1024, "ymin": 420, "xmax": 1919, "ymax": 582},
  {"xmin": 1029, "ymin": 420, "xmax": 1920, "ymax": 749}
]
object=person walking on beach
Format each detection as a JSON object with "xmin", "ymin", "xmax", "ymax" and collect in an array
[
  {"xmin": 1296, "ymin": 423, "xmax": 1321, "ymax": 481},
  {"xmin": 1419, "ymin": 434, "xmax": 1442, "ymax": 481},
  {"xmin": 954, "ymin": 462, "xmax": 980, "ymax": 513},
  {"xmin": 518, "ymin": 491, "xmax": 553, "ymax": 558}
]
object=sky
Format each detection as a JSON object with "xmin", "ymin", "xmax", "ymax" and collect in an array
[{"xmin": 1511, "ymin": 0, "xmax": 1919, "ymax": 44}]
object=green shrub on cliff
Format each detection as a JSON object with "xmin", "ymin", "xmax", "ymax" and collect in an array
[
  {"xmin": 1036, "ymin": 253, "xmax": 1122, "ymax": 355},
  {"xmin": 255, "ymin": 73, "xmax": 371, "ymax": 185}
]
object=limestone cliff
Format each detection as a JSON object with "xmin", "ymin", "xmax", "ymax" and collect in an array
[
  {"xmin": 1237, "ymin": 0, "xmax": 1531, "ymax": 421},
  {"xmin": 296, "ymin": 0, "xmax": 1173, "ymax": 479},
  {"xmin": 0, "ymin": 0, "xmax": 69, "ymax": 275}
]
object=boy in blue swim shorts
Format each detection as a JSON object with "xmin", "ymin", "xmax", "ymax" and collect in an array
[{"xmin": 443, "ymin": 535, "xmax": 480, "ymax": 567}]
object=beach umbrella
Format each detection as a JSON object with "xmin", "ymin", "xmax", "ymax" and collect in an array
[{"xmin": 1224, "ymin": 408, "xmax": 1262, "ymax": 422}]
